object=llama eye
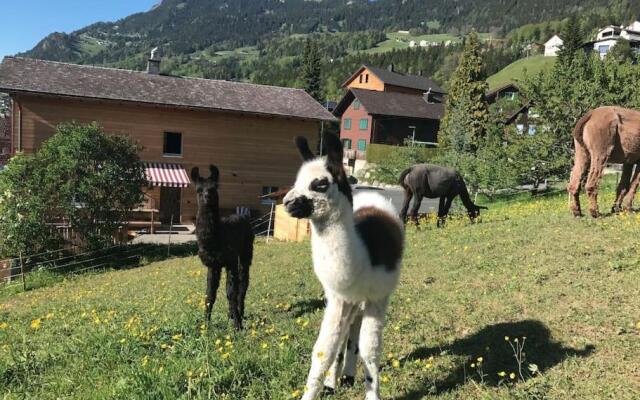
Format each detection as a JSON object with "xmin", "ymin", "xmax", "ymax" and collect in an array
[{"xmin": 310, "ymin": 178, "xmax": 330, "ymax": 193}]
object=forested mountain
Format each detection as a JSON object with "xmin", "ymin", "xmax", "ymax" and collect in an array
[
  {"xmin": 22, "ymin": 0, "xmax": 638, "ymax": 63},
  {"xmin": 13, "ymin": 0, "xmax": 640, "ymax": 99}
]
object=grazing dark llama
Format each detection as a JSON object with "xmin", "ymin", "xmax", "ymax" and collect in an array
[
  {"xmin": 399, "ymin": 164, "xmax": 487, "ymax": 227},
  {"xmin": 191, "ymin": 165, "xmax": 254, "ymax": 330}
]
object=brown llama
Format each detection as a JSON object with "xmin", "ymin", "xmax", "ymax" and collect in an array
[
  {"xmin": 568, "ymin": 106, "xmax": 640, "ymax": 217},
  {"xmin": 191, "ymin": 165, "xmax": 254, "ymax": 330}
]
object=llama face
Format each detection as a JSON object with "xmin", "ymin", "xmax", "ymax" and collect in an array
[
  {"xmin": 284, "ymin": 135, "xmax": 352, "ymax": 220},
  {"xmin": 191, "ymin": 165, "xmax": 220, "ymax": 206}
]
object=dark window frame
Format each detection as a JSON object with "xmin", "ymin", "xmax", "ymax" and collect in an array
[{"xmin": 163, "ymin": 132, "xmax": 183, "ymax": 157}]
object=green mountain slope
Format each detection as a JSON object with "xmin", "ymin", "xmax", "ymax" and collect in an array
[{"xmin": 487, "ymin": 55, "xmax": 556, "ymax": 89}]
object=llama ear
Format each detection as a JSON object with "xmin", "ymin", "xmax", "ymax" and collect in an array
[
  {"xmin": 209, "ymin": 165, "xmax": 220, "ymax": 182},
  {"xmin": 294, "ymin": 136, "xmax": 315, "ymax": 161},
  {"xmin": 323, "ymin": 133, "xmax": 344, "ymax": 170},
  {"xmin": 191, "ymin": 167, "xmax": 201, "ymax": 182},
  {"xmin": 323, "ymin": 133, "xmax": 352, "ymax": 204}
]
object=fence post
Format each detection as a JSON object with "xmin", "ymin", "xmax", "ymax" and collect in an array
[
  {"xmin": 19, "ymin": 251, "xmax": 26, "ymax": 292},
  {"xmin": 167, "ymin": 214, "xmax": 174, "ymax": 257},
  {"xmin": 266, "ymin": 202, "xmax": 275, "ymax": 243}
]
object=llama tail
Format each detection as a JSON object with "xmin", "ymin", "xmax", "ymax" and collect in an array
[
  {"xmin": 573, "ymin": 110, "xmax": 594, "ymax": 145},
  {"xmin": 398, "ymin": 166, "xmax": 413, "ymax": 188}
]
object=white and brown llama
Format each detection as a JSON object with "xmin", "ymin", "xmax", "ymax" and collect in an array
[
  {"xmin": 284, "ymin": 134, "xmax": 404, "ymax": 400},
  {"xmin": 191, "ymin": 165, "xmax": 254, "ymax": 330}
]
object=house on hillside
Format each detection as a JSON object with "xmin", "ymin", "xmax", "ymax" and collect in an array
[
  {"xmin": 333, "ymin": 65, "xmax": 445, "ymax": 167},
  {"xmin": 587, "ymin": 21, "xmax": 640, "ymax": 58},
  {"xmin": 0, "ymin": 112, "xmax": 10, "ymax": 167},
  {"xmin": 0, "ymin": 54, "xmax": 335, "ymax": 225},
  {"xmin": 544, "ymin": 35, "xmax": 563, "ymax": 56},
  {"xmin": 485, "ymin": 83, "xmax": 535, "ymax": 135}
]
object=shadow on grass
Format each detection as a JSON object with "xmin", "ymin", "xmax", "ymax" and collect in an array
[
  {"xmin": 396, "ymin": 319, "xmax": 594, "ymax": 399},
  {"xmin": 291, "ymin": 298, "xmax": 325, "ymax": 317}
]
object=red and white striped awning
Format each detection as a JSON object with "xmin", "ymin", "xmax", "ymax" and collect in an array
[{"xmin": 143, "ymin": 162, "xmax": 191, "ymax": 188}]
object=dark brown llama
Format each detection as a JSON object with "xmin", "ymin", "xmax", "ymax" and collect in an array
[
  {"xmin": 399, "ymin": 164, "xmax": 487, "ymax": 227},
  {"xmin": 191, "ymin": 165, "xmax": 254, "ymax": 330}
]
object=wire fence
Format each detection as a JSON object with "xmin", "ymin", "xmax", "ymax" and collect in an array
[{"xmin": 0, "ymin": 241, "xmax": 197, "ymax": 292}]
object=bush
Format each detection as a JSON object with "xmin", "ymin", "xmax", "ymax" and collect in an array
[
  {"xmin": 364, "ymin": 142, "xmax": 440, "ymax": 184},
  {"xmin": 0, "ymin": 123, "xmax": 147, "ymax": 258}
]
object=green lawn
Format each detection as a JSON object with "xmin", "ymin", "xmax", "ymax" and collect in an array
[
  {"xmin": 1, "ymin": 185, "xmax": 640, "ymax": 399},
  {"xmin": 487, "ymin": 55, "xmax": 556, "ymax": 90}
]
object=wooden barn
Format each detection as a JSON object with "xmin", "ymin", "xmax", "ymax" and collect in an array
[{"xmin": 0, "ymin": 56, "xmax": 335, "ymax": 225}]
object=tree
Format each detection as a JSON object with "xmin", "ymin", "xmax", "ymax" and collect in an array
[
  {"xmin": 556, "ymin": 15, "xmax": 583, "ymax": 68},
  {"xmin": 301, "ymin": 39, "xmax": 324, "ymax": 102},
  {"xmin": 439, "ymin": 31, "xmax": 489, "ymax": 152},
  {"xmin": 0, "ymin": 123, "xmax": 147, "ymax": 257},
  {"xmin": 607, "ymin": 38, "xmax": 635, "ymax": 64}
]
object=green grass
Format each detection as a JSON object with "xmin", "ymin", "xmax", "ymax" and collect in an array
[
  {"xmin": 486, "ymin": 55, "xmax": 556, "ymax": 90},
  {"xmin": 1, "ymin": 184, "xmax": 640, "ymax": 399},
  {"xmin": 364, "ymin": 32, "xmax": 492, "ymax": 54}
]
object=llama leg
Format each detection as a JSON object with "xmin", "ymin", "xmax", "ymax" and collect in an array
[
  {"xmin": 359, "ymin": 298, "xmax": 388, "ymax": 400},
  {"xmin": 568, "ymin": 139, "xmax": 590, "ymax": 217},
  {"xmin": 399, "ymin": 188, "xmax": 413, "ymax": 224},
  {"xmin": 323, "ymin": 306, "xmax": 360, "ymax": 390},
  {"xmin": 409, "ymin": 192, "xmax": 424, "ymax": 225},
  {"xmin": 237, "ymin": 256, "xmax": 251, "ymax": 320},
  {"xmin": 622, "ymin": 163, "xmax": 640, "ymax": 210},
  {"xmin": 436, "ymin": 197, "xmax": 446, "ymax": 227},
  {"xmin": 302, "ymin": 296, "xmax": 355, "ymax": 400},
  {"xmin": 613, "ymin": 163, "xmax": 633, "ymax": 212},
  {"xmin": 205, "ymin": 267, "xmax": 222, "ymax": 322},
  {"xmin": 341, "ymin": 312, "xmax": 363, "ymax": 387},
  {"xmin": 226, "ymin": 266, "xmax": 242, "ymax": 330},
  {"xmin": 585, "ymin": 155, "xmax": 609, "ymax": 218}
]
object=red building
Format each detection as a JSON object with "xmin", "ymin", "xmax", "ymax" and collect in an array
[{"xmin": 333, "ymin": 65, "xmax": 445, "ymax": 159}]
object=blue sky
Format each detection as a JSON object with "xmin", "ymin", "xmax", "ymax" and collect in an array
[{"xmin": 1, "ymin": 1, "xmax": 159, "ymax": 59}]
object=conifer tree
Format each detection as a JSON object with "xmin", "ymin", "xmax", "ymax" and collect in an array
[
  {"xmin": 439, "ymin": 31, "xmax": 489, "ymax": 153},
  {"xmin": 301, "ymin": 39, "xmax": 324, "ymax": 102},
  {"xmin": 556, "ymin": 15, "xmax": 583, "ymax": 68}
]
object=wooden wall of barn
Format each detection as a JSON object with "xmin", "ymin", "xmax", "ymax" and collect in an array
[{"xmin": 11, "ymin": 94, "xmax": 320, "ymax": 223}]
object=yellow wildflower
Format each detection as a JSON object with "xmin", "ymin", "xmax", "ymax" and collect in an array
[
  {"xmin": 0, "ymin": 322, "xmax": 8, "ymax": 329},
  {"xmin": 392, "ymin": 359, "xmax": 400, "ymax": 368},
  {"xmin": 509, "ymin": 372, "xmax": 516, "ymax": 380},
  {"xmin": 498, "ymin": 371, "xmax": 506, "ymax": 377},
  {"xmin": 30, "ymin": 318, "xmax": 42, "ymax": 330},
  {"xmin": 172, "ymin": 334, "xmax": 182, "ymax": 341},
  {"xmin": 477, "ymin": 357, "xmax": 483, "ymax": 363},
  {"xmin": 291, "ymin": 389, "xmax": 301, "ymax": 398},
  {"xmin": 381, "ymin": 375, "xmax": 390, "ymax": 383}
]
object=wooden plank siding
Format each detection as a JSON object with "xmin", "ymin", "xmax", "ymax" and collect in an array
[
  {"xmin": 345, "ymin": 67, "xmax": 385, "ymax": 92},
  {"xmin": 12, "ymin": 94, "xmax": 319, "ymax": 223}
]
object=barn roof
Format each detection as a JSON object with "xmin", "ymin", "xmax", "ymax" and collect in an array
[
  {"xmin": 0, "ymin": 57, "xmax": 337, "ymax": 122},
  {"xmin": 342, "ymin": 65, "xmax": 445, "ymax": 94},
  {"xmin": 333, "ymin": 88, "xmax": 444, "ymax": 120}
]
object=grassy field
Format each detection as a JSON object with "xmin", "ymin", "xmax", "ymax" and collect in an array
[
  {"xmin": 1, "ymin": 184, "xmax": 640, "ymax": 399},
  {"xmin": 486, "ymin": 55, "xmax": 556, "ymax": 90}
]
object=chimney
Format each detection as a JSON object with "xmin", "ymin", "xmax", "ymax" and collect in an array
[
  {"xmin": 147, "ymin": 47, "xmax": 162, "ymax": 75},
  {"xmin": 387, "ymin": 63, "xmax": 395, "ymax": 72}
]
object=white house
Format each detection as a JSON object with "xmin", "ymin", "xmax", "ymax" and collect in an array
[
  {"xmin": 419, "ymin": 40, "xmax": 428, "ymax": 47},
  {"xmin": 409, "ymin": 40, "xmax": 416, "ymax": 47},
  {"xmin": 544, "ymin": 35, "xmax": 564, "ymax": 56},
  {"xmin": 593, "ymin": 21, "xmax": 640, "ymax": 58}
]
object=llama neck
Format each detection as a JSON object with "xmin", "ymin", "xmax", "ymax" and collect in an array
[
  {"xmin": 310, "ymin": 203, "xmax": 365, "ymax": 274},
  {"xmin": 196, "ymin": 199, "xmax": 221, "ymax": 238}
]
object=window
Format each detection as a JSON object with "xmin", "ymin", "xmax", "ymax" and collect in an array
[
  {"xmin": 163, "ymin": 132, "xmax": 182, "ymax": 156},
  {"xmin": 261, "ymin": 186, "xmax": 279, "ymax": 205},
  {"xmin": 343, "ymin": 118, "xmax": 352, "ymax": 130},
  {"xmin": 353, "ymin": 100, "xmax": 361, "ymax": 110},
  {"xmin": 343, "ymin": 139, "xmax": 352, "ymax": 149},
  {"xmin": 359, "ymin": 118, "xmax": 369, "ymax": 130},
  {"xmin": 598, "ymin": 45, "xmax": 610, "ymax": 55},
  {"xmin": 359, "ymin": 75, "xmax": 363, "ymax": 83},
  {"xmin": 357, "ymin": 139, "xmax": 367, "ymax": 151},
  {"xmin": 365, "ymin": 74, "xmax": 369, "ymax": 83}
]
